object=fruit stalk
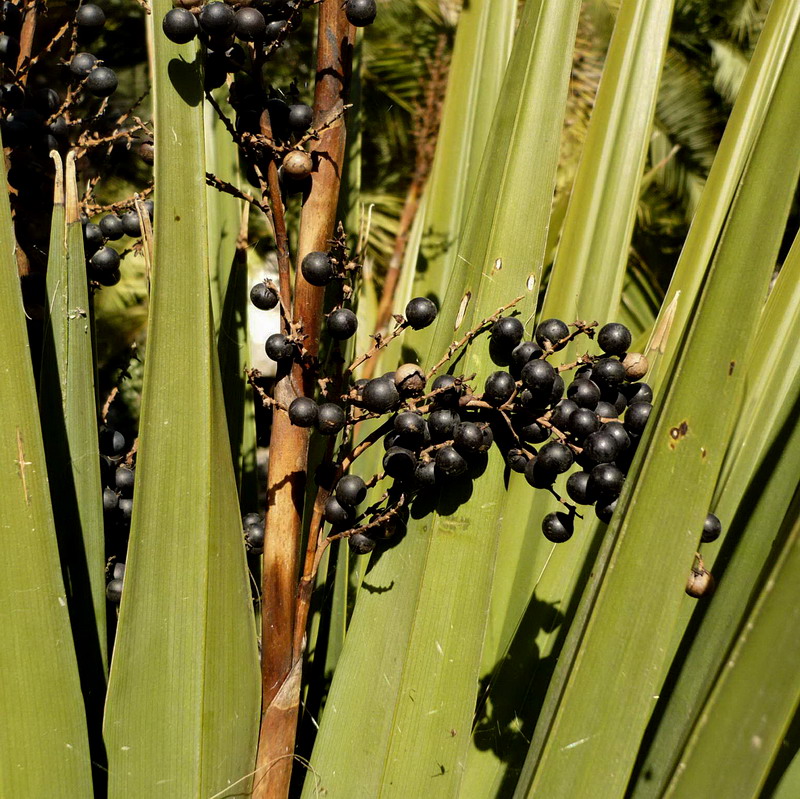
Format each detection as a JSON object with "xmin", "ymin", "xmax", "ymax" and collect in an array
[{"xmin": 253, "ymin": 3, "xmax": 354, "ymax": 798}]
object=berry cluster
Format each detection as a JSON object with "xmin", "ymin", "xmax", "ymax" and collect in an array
[
  {"xmin": 99, "ymin": 424, "xmax": 134, "ymax": 605},
  {"xmin": 163, "ymin": 0, "xmax": 376, "ymax": 56},
  {"xmin": 82, "ymin": 200, "xmax": 153, "ymax": 287}
]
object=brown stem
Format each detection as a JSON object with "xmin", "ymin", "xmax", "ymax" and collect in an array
[
  {"xmin": 15, "ymin": 0, "xmax": 38, "ymax": 86},
  {"xmin": 252, "ymin": 2, "xmax": 354, "ymax": 797}
]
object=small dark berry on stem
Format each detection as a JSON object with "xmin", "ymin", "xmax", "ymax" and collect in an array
[
  {"xmin": 535, "ymin": 318, "xmax": 569, "ymax": 349},
  {"xmin": 199, "ymin": 2, "xmax": 237, "ymax": 35},
  {"xmin": 90, "ymin": 246, "xmax": 121, "ymax": 272},
  {"xmin": 506, "ymin": 448, "xmax": 528, "ymax": 473},
  {"xmin": 597, "ymin": 322, "xmax": 632, "ymax": 356},
  {"xmin": 349, "ymin": 532, "xmax": 376, "ymax": 554},
  {"xmin": 588, "ymin": 463, "xmax": 625, "ymax": 497},
  {"xmin": 435, "ymin": 445, "xmax": 468, "ymax": 477},
  {"xmin": 162, "ymin": 8, "xmax": 199, "ymax": 43},
  {"xmin": 595, "ymin": 496, "xmax": 618, "ymax": 524},
  {"xmin": 288, "ymin": 397, "xmax": 318, "ymax": 427},
  {"xmin": 316, "ymin": 404, "xmax": 346, "ymax": 435},
  {"xmin": 521, "ymin": 359, "xmax": 556, "ymax": 393},
  {"xmin": 701, "ymin": 512, "xmax": 722, "ymax": 543},
  {"xmin": 234, "ymin": 6, "xmax": 266, "ymax": 40},
  {"xmin": 327, "ymin": 308, "xmax": 358, "ymax": 340},
  {"xmin": 301, "ymin": 251, "xmax": 334, "ymax": 286},
  {"xmin": 428, "ymin": 408, "xmax": 460, "ymax": 441},
  {"xmin": 264, "ymin": 333, "xmax": 295, "ymax": 361},
  {"xmin": 405, "ymin": 297, "xmax": 437, "ymax": 329},
  {"xmin": 537, "ymin": 441, "xmax": 574, "ymax": 474},
  {"xmin": 335, "ymin": 474, "xmax": 366, "ymax": 507},
  {"xmin": 76, "ymin": 4, "xmax": 106, "ymax": 29},
  {"xmin": 453, "ymin": 422, "xmax": 484, "ymax": 454},
  {"xmin": 383, "ymin": 447, "xmax": 417, "ymax": 480},
  {"xmin": 490, "ymin": 316, "xmax": 524, "ymax": 351},
  {"xmin": 542, "ymin": 511, "xmax": 574, "ymax": 543},
  {"xmin": 567, "ymin": 378, "xmax": 601, "ymax": 409},
  {"xmin": 288, "ymin": 103, "xmax": 313, "ymax": 132},
  {"xmin": 624, "ymin": 401, "xmax": 652, "ymax": 435},
  {"xmin": 250, "ymin": 282, "xmax": 279, "ymax": 311},
  {"xmin": 566, "ymin": 471, "xmax": 597, "ymax": 505},
  {"xmin": 592, "ymin": 358, "xmax": 626, "ymax": 388},
  {"xmin": 121, "ymin": 210, "xmax": 141, "ymax": 237},
  {"xmin": 70, "ymin": 52, "xmax": 98, "ymax": 77},
  {"xmin": 431, "ymin": 374, "xmax": 461, "ymax": 405},
  {"xmin": 345, "ymin": 0, "xmax": 377, "ymax": 27},
  {"xmin": 484, "ymin": 371, "xmax": 515, "ymax": 405},
  {"xmin": 86, "ymin": 66, "xmax": 118, "ymax": 98},
  {"xmin": 100, "ymin": 214, "xmax": 125, "ymax": 240},
  {"xmin": 324, "ymin": 495, "xmax": 354, "ymax": 526},
  {"xmin": 361, "ymin": 378, "xmax": 399, "ymax": 413}
]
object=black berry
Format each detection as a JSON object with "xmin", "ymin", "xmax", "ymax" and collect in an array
[
  {"xmin": 327, "ymin": 308, "xmax": 358, "ymax": 340},
  {"xmin": 100, "ymin": 214, "xmax": 124, "ymax": 240},
  {"xmin": 250, "ymin": 282, "xmax": 279, "ymax": 311},
  {"xmin": 361, "ymin": 378, "xmax": 399, "ymax": 413},
  {"xmin": 535, "ymin": 318, "xmax": 569, "ymax": 349},
  {"xmin": 70, "ymin": 52, "xmax": 97, "ymax": 77},
  {"xmin": 235, "ymin": 7, "xmax": 266, "ymax": 40},
  {"xmin": 435, "ymin": 445, "xmax": 468, "ymax": 477},
  {"xmin": 597, "ymin": 322, "xmax": 632, "ymax": 356},
  {"xmin": 383, "ymin": 446, "xmax": 417, "ymax": 480},
  {"xmin": 428, "ymin": 408, "xmax": 460, "ymax": 441},
  {"xmin": 348, "ymin": 532, "xmax": 376, "ymax": 554},
  {"xmin": 121, "ymin": 210, "xmax": 141, "ymax": 237},
  {"xmin": 316, "ymin": 403, "xmax": 346, "ymax": 435},
  {"xmin": 76, "ymin": 4, "xmax": 105, "ymax": 29},
  {"xmin": 484, "ymin": 371, "xmax": 515, "ymax": 406},
  {"xmin": 264, "ymin": 333, "xmax": 294, "ymax": 361},
  {"xmin": 90, "ymin": 246, "xmax": 120, "ymax": 272},
  {"xmin": 701, "ymin": 512, "xmax": 722, "ymax": 543},
  {"xmin": 162, "ymin": 7, "xmax": 199, "ymax": 43},
  {"xmin": 588, "ymin": 463, "xmax": 624, "ymax": 497},
  {"xmin": 583, "ymin": 431, "xmax": 620, "ymax": 464},
  {"xmin": 288, "ymin": 397, "xmax": 318, "ymax": 427},
  {"xmin": 405, "ymin": 297, "xmax": 437, "ymax": 329},
  {"xmin": 288, "ymin": 103, "xmax": 313, "ymax": 131},
  {"xmin": 324, "ymin": 495, "xmax": 354, "ymax": 526},
  {"xmin": 595, "ymin": 496, "xmax": 618, "ymax": 524},
  {"xmin": 566, "ymin": 471, "xmax": 597, "ymax": 505},
  {"xmin": 85, "ymin": 66, "xmax": 118, "ymax": 98},
  {"xmin": 592, "ymin": 358, "xmax": 626, "ymax": 387},
  {"xmin": 199, "ymin": 2, "xmax": 236, "ymax": 35},
  {"xmin": 301, "ymin": 251, "xmax": 334, "ymax": 286},
  {"xmin": 542, "ymin": 512, "xmax": 573, "ymax": 543},
  {"xmin": 345, "ymin": 0, "xmax": 377, "ymax": 26},
  {"xmin": 568, "ymin": 408, "xmax": 600, "ymax": 441},
  {"xmin": 567, "ymin": 378, "xmax": 601, "ymax": 409},
  {"xmin": 624, "ymin": 402, "xmax": 652, "ymax": 435},
  {"xmin": 335, "ymin": 474, "xmax": 366, "ymax": 507},
  {"xmin": 490, "ymin": 316, "xmax": 524, "ymax": 351},
  {"xmin": 453, "ymin": 422, "xmax": 483, "ymax": 454},
  {"xmin": 521, "ymin": 359, "xmax": 556, "ymax": 393}
]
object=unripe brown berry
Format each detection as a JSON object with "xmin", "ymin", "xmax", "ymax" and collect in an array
[
  {"xmin": 686, "ymin": 566, "xmax": 715, "ymax": 598},
  {"xmin": 394, "ymin": 363, "xmax": 426, "ymax": 395},
  {"xmin": 282, "ymin": 150, "xmax": 313, "ymax": 180},
  {"xmin": 622, "ymin": 352, "xmax": 649, "ymax": 381}
]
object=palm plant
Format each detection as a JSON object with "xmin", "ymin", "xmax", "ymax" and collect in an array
[{"xmin": 2, "ymin": 1, "xmax": 800, "ymax": 799}]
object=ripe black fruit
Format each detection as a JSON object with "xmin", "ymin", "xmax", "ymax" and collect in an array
[
  {"xmin": 118, "ymin": 498, "xmax": 133, "ymax": 521},
  {"xmin": 250, "ymin": 282, "xmax": 279, "ymax": 310},
  {"xmin": 70, "ymin": 52, "xmax": 97, "ymax": 77},
  {"xmin": 90, "ymin": 246, "xmax": 120, "ymax": 272},
  {"xmin": 288, "ymin": 396, "xmax": 318, "ymax": 427},
  {"xmin": 361, "ymin": 377, "xmax": 399, "ymax": 413},
  {"xmin": 394, "ymin": 411, "xmax": 426, "ymax": 442},
  {"xmin": 100, "ymin": 214, "xmax": 124, "ymax": 240},
  {"xmin": 288, "ymin": 103, "xmax": 313, "ymax": 131},
  {"xmin": 550, "ymin": 399, "xmax": 578, "ymax": 430},
  {"xmin": 162, "ymin": 7, "xmax": 199, "ymax": 42},
  {"xmin": 595, "ymin": 496, "xmax": 618, "ymax": 524},
  {"xmin": 103, "ymin": 486, "xmax": 119, "ymax": 512},
  {"xmin": 349, "ymin": 532, "xmax": 376, "ymax": 554},
  {"xmin": 199, "ymin": 2, "xmax": 236, "ymax": 35},
  {"xmin": 405, "ymin": 297, "xmax": 437, "ymax": 329},
  {"xmin": 106, "ymin": 578, "xmax": 123, "ymax": 603},
  {"xmin": 521, "ymin": 359, "xmax": 556, "ymax": 393},
  {"xmin": 588, "ymin": 463, "xmax": 624, "ymax": 497},
  {"xmin": 100, "ymin": 425, "xmax": 126, "ymax": 456},
  {"xmin": 84, "ymin": 223, "xmax": 103, "ymax": 253},
  {"xmin": 490, "ymin": 316, "xmax": 524, "ymax": 351},
  {"xmin": 86, "ymin": 66, "xmax": 118, "ymax": 98},
  {"xmin": 537, "ymin": 441, "xmax": 574, "ymax": 474},
  {"xmin": 336, "ymin": 474, "xmax": 366, "ymax": 507},
  {"xmin": 511, "ymin": 341, "xmax": 542, "ymax": 373},
  {"xmin": 597, "ymin": 322, "xmax": 632, "ymax": 356},
  {"xmin": 327, "ymin": 308, "xmax": 358, "ymax": 340},
  {"xmin": 431, "ymin": 374, "xmax": 461, "ymax": 405},
  {"xmin": 428, "ymin": 408, "xmax": 460, "ymax": 441},
  {"xmin": 115, "ymin": 467, "xmax": 135, "ymax": 494},
  {"xmin": 595, "ymin": 401, "xmax": 618, "ymax": 419},
  {"xmin": 383, "ymin": 446, "xmax": 417, "ymax": 480},
  {"xmin": 583, "ymin": 431, "xmax": 620, "ymax": 464},
  {"xmin": 235, "ymin": 6, "xmax": 266, "ymax": 39},
  {"xmin": 624, "ymin": 401, "xmax": 652, "ymax": 435},
  {"xmin": 566, "ymin": 471, "xmax": 597, "ymax": 505},
  {"xmin": 414, "ymin": 461, "xmax": 437, "ymax": 487},
  {"xmin": 603, "ymin": 421, "xmax": 630, "ymax": 453},
  {"xmin": 519, "ymin": 419, "xmax": 549, "ymax": 444},
  {"xmin": 524, "ymin": 457, "xmax": 555, "ymax": 488},
  {"xmin": 301, "ymin": 251, "xmax": 334, "ymax": 286},
  {"xmin": 542, "ymin": 511, "xmax": 573, "ymax": 543},
  {"xmin": 506, "ymin": 448, "xmax": 528, "ymax": 473},
  {"xmin": 622, "ymin": 382, "xmax": 653, "ymax": 405},
  {"xmin": 568, "ymin": 408, "xmax": 600, "ymax": 441},
  {"xmin": 453, "ymin": 422, "xmax": 483, "ymax": 454},
  {"xmin": 316, "ymin": 403, "xmax": 346, "ymax": 435},
  {"xmin": 592, "ymin": 358, "xmax": 626, "ymax": 387},
  {"xmin": 324, "ymin": 495, "xmax": 354, "ymax": 526},
  {"xmin": 76, "ymin": 4, "xmax": 106, "ymax": 29},
  {"xmin": 435, "ymin": 445, "xmax": 467, "ymax": 477},
  {"xmin": 345, "ymin": 0, "xmax": 377, "ymax": 27},
  {"xmin": 550, "ymin": 374, "xmax": 565, "ymax": 404},
  {"xmin": 701, "ymin": 512, "xmax": 722, "ymax": 543},
  {"xmin": 0, "ymin": 35, "xmax": 18, "ymax": 65},
  {"xmin": 121, "ymin": 210, "xmax": 141, "ymax": 237},
  {"xmin": 535, "ymin": 318, "xmax": 569, "ymax": 349},
  {"xmin": 264, "ymin": 333, "xmax": 294, "ymax": 361},
  {"xmin": 567, "ymin": 378, "xmax": 601, "ymax": 409},
  {"xmin": 484, "ymin": 371, "xmax": 515, "ymax": 406},
  {"xmin": 244, "ymin": 516, "xmax": 265, "ymax": 552}
]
